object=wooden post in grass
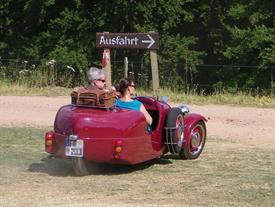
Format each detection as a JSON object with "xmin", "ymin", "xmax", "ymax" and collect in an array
[
  {"xmin": 150, "ymin": 49, "xmax": 159, "ymax": 96},
  {"xmin": 124, "ymin": 57, "xmax": 128, "ymax": 78},
  {"xmin": 149, "ymin": 31, "xmax": 159, "ymax": 96},
  {"xmin": 271, "ymin": 68, "xmax": 274, "ymax": 93}
]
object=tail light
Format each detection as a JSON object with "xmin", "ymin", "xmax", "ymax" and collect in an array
[
  {"xmin": 114, "ymin": 140, "xmax": 123, "ymax": 159},
  {"xmin": 45, "ymin": 131, "xmax": 55, "ymax": 154}
]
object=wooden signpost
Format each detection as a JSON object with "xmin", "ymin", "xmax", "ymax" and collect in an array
[{"xmin": 96, "ymin": 32, "xmax": 160, "ymax": 93}]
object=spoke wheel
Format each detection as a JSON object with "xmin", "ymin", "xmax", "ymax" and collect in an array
[
  {"xmin": 165, "ymin": 108, "xmax": 184, "ymax": 154},
  {"xmin": 180, "ymin": 121, "xmax": 206, "ymax": 159}
]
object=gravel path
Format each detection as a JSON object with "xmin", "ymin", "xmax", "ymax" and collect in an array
[{"xmin": 1, "ymin": 96, "xmax": 274, "ymax": 148}]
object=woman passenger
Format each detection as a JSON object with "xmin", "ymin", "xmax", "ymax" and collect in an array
[{"xmin": 116, "ymin": 77, "xmax": 153, "ymax": 126}]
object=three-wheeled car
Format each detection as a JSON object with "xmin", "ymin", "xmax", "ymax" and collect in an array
[{"xmin": 45, "ymin": 95, "xmax": 207, "ymax": 176}]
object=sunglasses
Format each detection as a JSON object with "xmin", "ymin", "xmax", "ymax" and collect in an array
[
  {"xmin": 97, "ymin": 79, "xmax": 106, "ymax": 83},
  {"xmin": 129, "ymin": 84, "xmax": 136, "ymax": 88}
]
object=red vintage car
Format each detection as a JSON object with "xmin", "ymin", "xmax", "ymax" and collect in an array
[{"xmin": 45, "ymin": 96, "xmax": 207, "ymax": 176}]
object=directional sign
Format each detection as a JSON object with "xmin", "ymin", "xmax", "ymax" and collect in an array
[{"xmin": 96, "ymin": 32, "xmax": 159, "ymax": 50}]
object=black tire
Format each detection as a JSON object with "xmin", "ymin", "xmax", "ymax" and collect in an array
[
  {"xmin": 179, "ymin": 121, "xmax": 206, "ymax": 160},
  {"xmin": 71, "ymin": 157, "xmax": 89, "ymax": 176},
  {"xmin": 165, "ymin": 107, "xmax": 184, "ymax": 154}
]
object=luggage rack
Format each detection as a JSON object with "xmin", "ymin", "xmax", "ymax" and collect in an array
[
  {"xmin": 71, "ymin": 103, "xmax": 116, "ymax": 111},
  {"xmin": 164, "ymin": 126, "xmax": 185, "ymax": 154}
]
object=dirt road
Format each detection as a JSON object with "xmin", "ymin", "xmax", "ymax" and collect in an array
[
  {"xmin": 1, "ymin": 96, "xmax": 275, "ymax": 207},
  {"xmin": 0, "ymin": 96, "xmax": 274, "ymax": 148}
]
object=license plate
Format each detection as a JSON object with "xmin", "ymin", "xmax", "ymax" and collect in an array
[{"xmin": 65, "ymin": 138, "xmax": 84, "ymax": 157}]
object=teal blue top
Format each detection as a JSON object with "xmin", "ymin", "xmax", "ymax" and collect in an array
[{"xmin": 115, "ymin": 99, "xmax": 142, "ymax": 111}]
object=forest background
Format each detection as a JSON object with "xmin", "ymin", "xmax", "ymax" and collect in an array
[{"xmin": 0, "ymin": 0, "xmax": 274, "ymax": 95}]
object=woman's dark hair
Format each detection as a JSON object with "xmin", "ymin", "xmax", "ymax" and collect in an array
[{"xmin": 117, "ymin": 77, "xmax": 134, "ymax": 96}]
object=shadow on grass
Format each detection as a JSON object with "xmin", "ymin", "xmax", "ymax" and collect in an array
[
  {"xmin": 28, "ymin": 157, "xmax": 74, "ymax": 177},
  {"xmin": 98, "ymin": 157, "xmax": 172, "ymax": 176},
  {"xmin": 28, "ymin": 156, "xmax": 173, "ymax": 177},
  {"xmin": 162, "ymin": 154, "xmax": 185, "ymax": 160}
]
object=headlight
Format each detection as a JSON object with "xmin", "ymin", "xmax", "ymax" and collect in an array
[{"xmin": 178, "ymin": 105, "xmax": 190, "ymax": 115}]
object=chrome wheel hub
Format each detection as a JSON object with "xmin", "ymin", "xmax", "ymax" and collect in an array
[
  {"xmin": 177, "ymin": 124, "xmax": 184, "ymax": 147},
  {"xmin": 191, "ymin": 132, "xmax": 201, "ymax": 149}
]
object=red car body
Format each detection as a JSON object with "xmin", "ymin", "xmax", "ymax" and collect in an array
[{"xmin": 45, "ymin": 96, "xmax": 207, "ymax": 175}]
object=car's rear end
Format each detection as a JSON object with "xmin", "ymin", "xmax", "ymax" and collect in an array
[{"xmin": 45, "ymin": 105, "xmax": 160, "ymax": 165}]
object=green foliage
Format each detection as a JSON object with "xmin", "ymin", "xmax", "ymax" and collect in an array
[
  {"xmin": 0, "ymin": 0, "xmax": 274, "ymax": 92},
  {"xmin": 158, "ymin": 34, "xmax": 204, "ymax": 89},
  {"xmin": 47, "ymin": 46, "xmax": 88, "ymax": 86}
]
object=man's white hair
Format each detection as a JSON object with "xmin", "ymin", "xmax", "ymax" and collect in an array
[{"xmin": 87, "ymin": 67, "xmax": 105, "ymax": 83}]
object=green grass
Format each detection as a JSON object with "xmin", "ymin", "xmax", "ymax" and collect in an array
[
  {"xmin": 139, "ymin": 88, "xmax": 275, "ymax": 107},
  {"xmin": 0, "ymin": 127, "xmax": 274, "ymax": 207},
  {"xmin": 1, "ymin": 83, "xmax": 275, "ymax": 107}
]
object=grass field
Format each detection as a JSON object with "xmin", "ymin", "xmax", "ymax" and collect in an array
[{"xmin": 0, "ymin": 127, "xmax": 274, "ymax": 207}]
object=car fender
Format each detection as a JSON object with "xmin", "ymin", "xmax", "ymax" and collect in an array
[{"xmin": 183, "ymin": 113, "xmax": 207, "ymax": 147}]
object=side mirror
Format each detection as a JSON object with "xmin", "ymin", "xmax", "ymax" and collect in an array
[{"xmin": 160, "ymin": 96, "xmax": 169, "ymax": 103}]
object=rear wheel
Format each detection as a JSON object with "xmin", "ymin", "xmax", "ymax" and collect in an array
[
  {"xmin": 71, "ymin": 157, "xmax": 89, "ymax": 176},
  {"xmin": 165, "ymin": 108, "xmax": 184, "ymax": 154},
  {"xmin": 179, "ymin": 121, "xmax": 206, "ymax": 159}
]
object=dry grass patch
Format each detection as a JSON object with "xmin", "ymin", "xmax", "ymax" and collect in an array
[{"xmin": 0, "ymin": 127, "xmax": 274, "ymax": 207}]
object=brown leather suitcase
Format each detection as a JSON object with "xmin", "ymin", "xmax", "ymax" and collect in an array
[{"xmin": 71, "ymin": 87, "xmax": 116, "ymax": 107}]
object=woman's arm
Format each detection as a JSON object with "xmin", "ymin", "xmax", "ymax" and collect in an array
[{"xmin": 140, "ymin": 104, "xmax": 153, "ymax": 125}]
